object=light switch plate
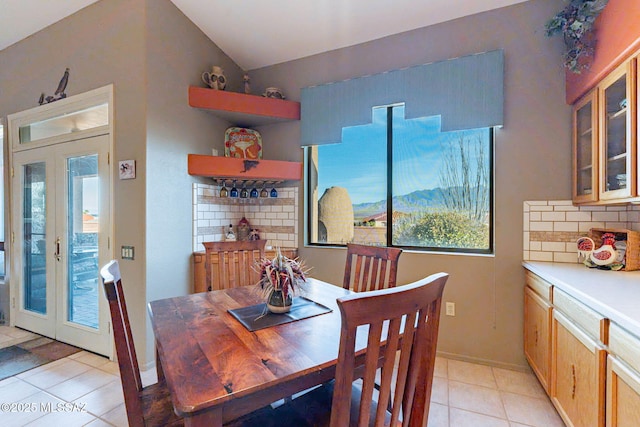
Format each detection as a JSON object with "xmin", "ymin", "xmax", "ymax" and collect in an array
[{"xmin": 121, "ymin": 246, "xmax": 134, "ymax": 260}]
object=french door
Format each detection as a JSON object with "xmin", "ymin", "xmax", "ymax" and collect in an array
[{"xmin": 12, "ymin": 134, "xmax": 111, "ymax": 356}]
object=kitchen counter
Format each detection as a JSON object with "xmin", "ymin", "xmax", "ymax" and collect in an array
[{"xmin": 523, "ymin": 261, "xmax": 640, "ymax": 337}]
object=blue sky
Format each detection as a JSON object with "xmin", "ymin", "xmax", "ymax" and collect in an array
[
  {"xmin": 317, "ymin": 105, "xmax": 489, "ymax": 205},
  {"xmin": 317, "ymin": 105, "xmax": 444, "ymax": 204}
]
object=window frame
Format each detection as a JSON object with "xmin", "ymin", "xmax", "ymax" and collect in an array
[{"xmin": 305, "ymin": 105, "xmax": 495, "ymax": 255}]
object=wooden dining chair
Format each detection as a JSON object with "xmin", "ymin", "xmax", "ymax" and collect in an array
[
  {"xmin": 227, "ymin": 271, "xmax": 449, "ymax": 427},
  {"xmin": 203, "ymin": 240, "xmax": 267, "ymax": 291},
  {"xmin": 100, "ymin": 260, "xmax": 183, "ymax": 427},
  {"xmin": 343, "ymin": 243, "xmax": 402, "ymax": 292}
]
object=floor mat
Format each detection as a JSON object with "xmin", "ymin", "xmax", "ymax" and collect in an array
[{"xmin": 0, "ymin": 337, "xmax": 82, "ymax": 381}]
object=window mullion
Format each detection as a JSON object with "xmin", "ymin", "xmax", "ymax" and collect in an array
[{"xmin": 386, "ymin": 106, "xmax": 393, "ymax": 247}]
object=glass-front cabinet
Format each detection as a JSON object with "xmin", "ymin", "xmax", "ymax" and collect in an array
[
  {"xmin": 572, "ymin": 58, "xmax": 638, "ymax": 204},
  {"xmin": 598, "ymin": 61, "xmax": 635, "ymax": 201},
  {"xmin": 573, "ymin": 91, "xmax": 598, "ymax": 203}
]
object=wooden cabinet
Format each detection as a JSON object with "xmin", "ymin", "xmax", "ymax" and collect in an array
[
  {"xmin": 550, "ymin": 288, "xmax": 608, "ymax": 427},
  {"xmin": 193, "ymin": 247, "xmax": 297, "ymax": 293},
  {"xmin": 573, "ymin": 90, "xmax": 599, "ymax": 203},
  {"xmin": 552, "ymin": 309, "xmax": 607, "ymax": 427},
  {"xmin": 524, "ymin": 272, "xmax": 553, "ymax": 392},
  {"xmin": 572, "ymin": 58, "xmax": 638, "ymax": 204},
  {"xmin": 607, "ymin": 322, "xmax": 640, "ymax": 426}
]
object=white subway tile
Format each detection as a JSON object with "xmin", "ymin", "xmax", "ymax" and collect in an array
[
  {"xmin": 542, "ymin": 212, "xmax": 566, "ymax": 221},
  {"xmin": 579, "ymin": 222, "xmax": 606, "ymax": 232},
  {"xmin": 530, "ymin": 212, "xmax": 541, "ymax": 221},
  {"xmin": 530, "ymin": 241, "xmax": 542, "ymax": 251},
  {"xmin": 554, "ymin": 205, "xmax": 580, "ymax": 211},
  {"xmin": 530, "ymin": 222, "xmax": 553, "ymax": 232},
  {"xmin": 554, "ymin": 222, "xmax": 578, "ymax": 232},
  {"xmin": 566, "ymin": 211, "xmax": 592, "ymax": 222},
  {"xmin": 592, "ymin": 211, "xmax": 620, "ymax": 222},
  {"xmin": 530, "ymin": 251, "xmax": 553, "ymax": 262},
  {"xmin": 549, "ymin": 200, "xmax": 573, "ymax": 206},
  {"xmin": 554, "ymin": 252, "xmax": 579, "ymax": 263},
  {"xmin": 523, "ymin": 213, "xmax": 530, "ymax": 231},
  {"xmin": 541, "ymin": 242, "xmax": 566, "ymax": 252},
  {"xmin": 523, "ymin": 250, "xmax": 530, "ymax": 260},
  {"xmin": 523, "ymin": 232, "xmax": 530, "ymax": 250},
  {"xmin": 530, "ymin": 205, "xmax": 554, "ymax": 212}
]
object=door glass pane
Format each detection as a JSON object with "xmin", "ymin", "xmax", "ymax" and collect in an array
[
  {"xmin": 603, "ymin": 75, "xmax": 628, "ymax": 192},
  {"xmin": 67, "ymin": 155, "xmax": 99, "ymax": 328},
  {"xmin": 23, "ymin": 163, "xmax": 47, "ymax": 314},
  {"xmin": 575, "ymin": 100, "xmax": 594, "ymax": 196}
]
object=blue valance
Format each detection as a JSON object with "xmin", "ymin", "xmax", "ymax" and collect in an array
[{"xmin": 300, "ymin": 50, "xmax": 504, "ymax": 146}]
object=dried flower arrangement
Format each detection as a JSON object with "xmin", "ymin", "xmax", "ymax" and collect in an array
[
  {"xmin": 256, "ymin": 248, "xmax": 309, "ymax": 313},
  {"xmin": 545, "ymin": 0, "xmax": 609, "ymax": 73}
]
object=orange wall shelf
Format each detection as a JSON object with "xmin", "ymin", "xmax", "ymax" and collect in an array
[
  {"xmin": 188, "ymin": 86, "xmax": 300, "ymax": 127},
  {"xmin": 188, "ymin": 154, "xmax": 302, "ymax": 181}
]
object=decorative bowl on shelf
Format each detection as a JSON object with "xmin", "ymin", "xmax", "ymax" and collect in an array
[{"xmin": 263, "ymin": 87, "xmax": 285, "ymax": 99}]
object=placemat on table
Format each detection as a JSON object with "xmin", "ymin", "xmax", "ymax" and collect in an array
[{"xmin": 229, "ymin": 296, "xmax": 332, "ymax": 332}]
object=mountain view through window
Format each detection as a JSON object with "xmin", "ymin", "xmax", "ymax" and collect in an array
[{"xmin": 308, "ymin": 104, "xmax": 493, "ymax": 253}]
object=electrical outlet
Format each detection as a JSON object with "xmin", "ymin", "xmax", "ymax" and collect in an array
[{"xmin": 445, "ymin": 302, "xmax": 455, "ymax": 316}]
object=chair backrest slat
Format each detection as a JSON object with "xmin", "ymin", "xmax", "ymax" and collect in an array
[
  {"xmin": 343, "ymin": 243, "xmax": 402, "ymax": 292},
  {"xmin": 203, "ymin": 240, "xmax": 266, "ymax": 291},
  {"xmin": 330, "ymin": 272, "xmax": 448, "ymax": 427},
  {"xmin": 100, "ymin": 260, "xmax": 145, "ymax": 427}
]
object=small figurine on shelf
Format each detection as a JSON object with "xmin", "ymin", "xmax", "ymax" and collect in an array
[
  {"xmin": 237, "ymin": 217, "xmax": 250, "ymax": 241},
  {"xmin": 225, "ymin": 224, "xmax": 236, "ymax": 241},
  {"xmin": 249, "ymin": 229, "xmax": 260, "ymax": 241},
  {"xmin": 243, "ymin": 74, "xmax": 251, "ymax": 94}
]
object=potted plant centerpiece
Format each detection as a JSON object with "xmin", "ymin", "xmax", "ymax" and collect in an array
[{"xmin": 256, "ymin": 248, "xmax": 308, "ymax": 314}]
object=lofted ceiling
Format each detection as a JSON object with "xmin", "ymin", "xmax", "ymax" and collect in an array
[{"xmin": 0, "ymin": 0, "xmax": 529, "ymax": 70}]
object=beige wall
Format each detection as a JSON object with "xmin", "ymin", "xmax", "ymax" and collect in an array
[
  {"xmin": 250, "ymin": 0, "xmax": 570, "ymax": 369},
  {"xmin": 0, "ymin": 0, "xmax": 242, "ymax": 365},
  {"xmin": 0, "ymin": 0, "xmax": 149, "ymax": 359}
]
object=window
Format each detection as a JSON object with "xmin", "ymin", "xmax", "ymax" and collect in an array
[{"xmin": 307, "ymin": 104, "xmax": 493, "ymax": 253}]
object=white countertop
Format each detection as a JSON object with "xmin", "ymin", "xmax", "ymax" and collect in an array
[{"xmin": 523, "ymin": 261, "xmax": 640, "ymax": 338}]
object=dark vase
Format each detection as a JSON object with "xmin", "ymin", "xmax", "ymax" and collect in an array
[{"xmin": 266, "ymin": 289, "xmax": 292, "ymax": 314}]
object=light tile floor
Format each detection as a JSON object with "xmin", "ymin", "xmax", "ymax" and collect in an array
[{"xmin": 0, "ymin": 326, "xmax": 565, "ymax": 426}]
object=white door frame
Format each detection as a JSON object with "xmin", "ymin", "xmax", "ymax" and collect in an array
[{"xmin": 7, "ymin": 85, "xmax": 114, "ymax": 357}]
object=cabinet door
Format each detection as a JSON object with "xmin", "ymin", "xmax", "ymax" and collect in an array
[
  {"xmin": 607, "ymin": 355, "xmax": 640, "ymax": 427},
  {"xmin": 552, "ymin": 311, "xmax": 606, "ymax": 427},
  {"xmin": 524, "ymin": 286, "xmax": 552, "ymax": 392},
  {"xmin": 573, "ymin": 90, "xmax": 599, "ymax": 203},
  {"xmin": 598, "ymin": 59, "xmax": 637, "ymax": 201}
]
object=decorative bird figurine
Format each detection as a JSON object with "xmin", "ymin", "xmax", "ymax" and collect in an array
[
  {"xmin": 37, "ymin": 68, "xmax": 70, "ymax": 105},
  {"xmin": 590, "ymin": 232, "xmax": 617, "ymax": 266},
  {"xmin": 55, "ymin": 68, "xmax": 70, "ymax": 96}
]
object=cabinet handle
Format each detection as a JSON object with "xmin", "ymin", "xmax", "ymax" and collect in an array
[
  {"xmin": 571, "ymin": 364, "xmax": 576, "ymax": 399},
  {"xmin": 534, "ymin": 327, "xmax": 538, "ymax": 345}
]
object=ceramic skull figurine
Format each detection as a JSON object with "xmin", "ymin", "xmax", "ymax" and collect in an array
[{"xmin": 202, "ymin": 66, "xmax": 227, "ymax": 90}]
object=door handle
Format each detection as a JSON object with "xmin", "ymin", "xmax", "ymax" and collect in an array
[{"xmin": 55, "ymin": 237, "xmax": 61, "ymax": 261}]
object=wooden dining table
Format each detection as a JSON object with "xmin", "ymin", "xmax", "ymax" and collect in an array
[{"xmin": 148, "ymin": 278, "xmax": 356, "ymax": 427}]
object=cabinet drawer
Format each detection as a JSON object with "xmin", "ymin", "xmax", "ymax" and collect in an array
[
  {"xmin": 553, "ymin": 288, "xmax": 607, "ymax": 343},
  {"xmin": 525, "ymin": 270, "xmax": 552, "ymax": 302},
  {"xmin": 610, "ymin": 323, "xmax": 640, "ymax": 374}
]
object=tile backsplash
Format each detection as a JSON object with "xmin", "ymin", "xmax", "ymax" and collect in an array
[
  {"xmin": 193, "ymin": 183, "xmax": 298, "ymax": 252},
  {"xmin": 523, "ymin": 200, "xmax": 640, "ymax": 263}
]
